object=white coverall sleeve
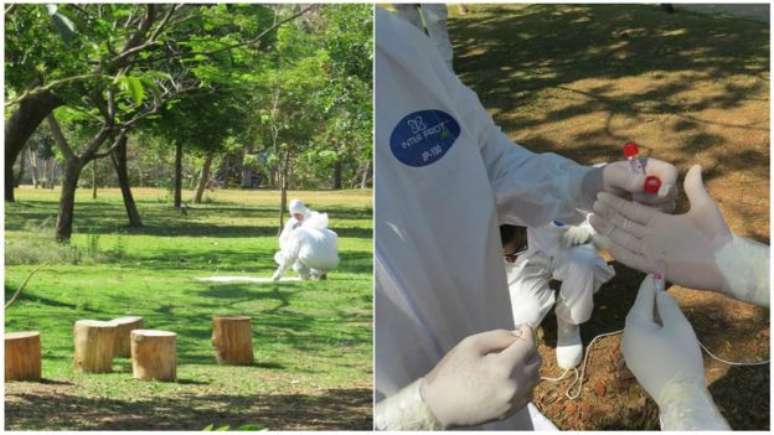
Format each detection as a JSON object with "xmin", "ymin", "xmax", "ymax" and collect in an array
[
  {"xmin": 657, "ymin": 378, "xmax": 729, "ymax": 430},
  {"xmin": 374, "ymin": 379, "xmax": 444, "ymax": 430},
  {"xmin": 440, "ymin": 66, "xmax": 593, "ymax": 227},
  {"xmin": 715, "ymin": 235, "xmax": 769, "ymax": 307},
  {"xmin": 272, "ymin": 233, "xmax": 302, "ymax": 281},
  {"xmin": 278, "ymin": 219, "xmax": 296, "ymax": 250}
]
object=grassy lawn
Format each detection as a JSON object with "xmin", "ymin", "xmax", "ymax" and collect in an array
[
  {"xmin": 450, "ymin": 4, "xmax": 769, "ymax": 430},
  {"xmin": 4, "ymin": 186, "xmax": 373, "ymax": 430}
]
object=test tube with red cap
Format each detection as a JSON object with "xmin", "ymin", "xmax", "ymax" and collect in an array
[
  {"xmin": 622, "ymin": 142, "xmax": 662, "ymax": 195},
  {"xmin": 623, "ymin": 142, "xmax": 667, "ymax": 292}
]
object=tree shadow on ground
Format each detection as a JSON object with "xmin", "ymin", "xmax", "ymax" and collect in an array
[
  {"xmin": 710, "ymin": 365, "xmax": 771, "ymax": 430},
  {"xmin": 5, "ymin": 388, "xmax": 373, "ymax": 430},
  {"xmin": 450, "ymin": 4, "xmax": 769, "ymax": 189},
  {"xmin": 5, "ymin": 201, "xmax": 372, "ymax": 239}
]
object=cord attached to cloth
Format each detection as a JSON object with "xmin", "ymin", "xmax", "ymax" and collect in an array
[{"xmin": 541, "ymin": 329, "xmax": 770, "ymax": 401}]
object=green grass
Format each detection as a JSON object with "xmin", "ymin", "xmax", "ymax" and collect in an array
[{"xmin": 5, "ymin": 186, "xmax": 373, "ymax": 430}]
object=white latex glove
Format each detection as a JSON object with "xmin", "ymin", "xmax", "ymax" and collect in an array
[
  {"xmin": 420, "ymin": 325, "xmax": 541, "ymax": 428},
  {"xmin": 623, "ymin": 275, "xmax": 729, "ymax": 430},
  {"xmin": 581, "ymin": 158, "xmax": 678, "ymax": 212},
  {"xmin": 590, "ymin": 165, "xmax": 769, "ymax": 307}
]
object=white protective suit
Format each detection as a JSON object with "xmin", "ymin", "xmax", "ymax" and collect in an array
[
  {"xmin": 278, "ymin": 200, "xmax": 318, "ymax": 251},
  {"xmin": 272, "ymin": 216, "xmax": 340, "ymax": 281},
  {"xmin": 375, "ymin": 7, "xmax": 600, "ymax": 430},
  {"xmin": 506, "ymin": 220, "xmax": 615, "ymax": 330},
  {"xmin": 393, "ymin": 4, "xmax": 455, "ymax": 72}
]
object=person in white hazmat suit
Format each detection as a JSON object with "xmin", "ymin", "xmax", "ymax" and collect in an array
[
  {"xmin": 273, "ymin": 199, "xmax": 339, "ymax": 281},
  {"xmin": 589, "ymin": 164, "xmax": 769, "ymax": 430},
  {"xmin": 278, "ymin": 199, "xmax": 317, "ymax": 250},
  {"xmin": 500, "ymin": 216, "xmax": 614, "ymax": 370},
  {"xmin": 392, "ymin": 4, "xmax": 455, "ymax": 72},
  {"xmin": 373, "ymin": 7, "xmax": 679, "ymax": 430}
]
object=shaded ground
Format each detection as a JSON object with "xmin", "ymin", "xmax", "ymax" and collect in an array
[
  {"xmin": 5, "ymin": 188, "xmax": 373, "ymax": 430},
  {"xmin": 5, "ymin": 383, "xmax": 372, "ymax": 430},
  {"xmin": 450, "ymin": 4, "xmax": 769, "ymax": 430}
]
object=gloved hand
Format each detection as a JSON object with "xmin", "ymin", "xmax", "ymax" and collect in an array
[
  {"xmin": 581, "ymin": 158, "xmax": 678, "ymax": 212},
  {"xmin": 623, "ymin": 275, "xmax": 728, "ymax": 430},
  {"xmin": 420, "ymin": 325, "xmax": 541, "ymax": 428},
  {"xmin": 590, "ymin": 165, "xmax": 769, "ymax": 306}
]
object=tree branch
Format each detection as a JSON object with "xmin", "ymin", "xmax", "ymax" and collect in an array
[
  {"xmin": 112, "ymin": 5, "xmax": 158, "ymax": 68},
  {"xmin": 91, "ymin": 131, "xmax": 127, "ymax": 160},
  {"xmin": 46, "ymin": 113, "xmax": 76, "ymax": 161},
  {"xmin": 5, "ymin": 265, "xmax": 47, "ymax": 309},
  {"xmin": 5, "ymin": 74, "xmax": 104, "ymax": 108},
  {"xmin": 149, "ymin": 4, "xmax": 183, "ymax": 41},
  {"xmin": 142, "ymin": 4, "xmax": 316, "ymax": 65}
]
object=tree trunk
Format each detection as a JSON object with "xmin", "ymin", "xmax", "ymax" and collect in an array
[
  {"xmin": 15, "ymin": 145, "xmax": 27, "ymax": 187},
  {"xmin": 91, "ymin": 158, "xmax": 98, "ymax": 199},
  {"xmin": 131, "ymin": 329, "xmax": 176, "ymax": 382},
  {"xmin": 73, "ymin": 320, "xmax": 118, "ymax": 373},
  {"xmin": 111, "ymin": 316, "xmax": 144, "ymax": 358},
  {"xmin": 45, "ymin": 158, "xmax": 54, "ymax": 189},
  {"xmin": 111, "ymin": 136, "xmax": 143, "ymax": 227},
  {"xmin": 174, "ymin": 142, "xmax": 183, "ymax": 208},
  {"xmin": 332, "ymin": 159, "xmax": 342, "ymax": 190},
  {"xmin": 193, "ymin": 152, "xmax": 214, "ymax": 204},
  {"xmin": 56, "ymin": 158, "xmax": 84, "ymax": 243},
  {"xmin": 5, "ymin": 90, "xmax": 64, "ymax": 202},
  {"xmin": 5, "ymin": 331, "xmax": 42, "ymax": 382},
  {"xmin": 278, "ymin": 151, "xmax": 290, "ymax": 234},
  {"xmin": 360, "ymin": 159, "xmax": 371, "ymax": 189},
  {"xmin": 29, "ymin": 148, "xmax": 39, "ymax": 188},
  {"xmin": 212, "ymin": 316, "xmax": 254, "ymax": 365}
]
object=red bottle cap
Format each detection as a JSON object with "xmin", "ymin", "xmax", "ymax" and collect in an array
[
  {"xmin": 644, "ymin": 175, "xmax": 661, "ymax": 194},
  {"xmin": 623, "ymin": 142, "xmax": 639, "ymax": 158}
]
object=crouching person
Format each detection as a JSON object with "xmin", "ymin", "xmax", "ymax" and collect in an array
[
  {"xmin": 501, "ymin": 216, "xmax": 614, "ymax": 369},
  {"xmin": 273, "ymin": 224, "xmax": 340, "ymax": 281}
]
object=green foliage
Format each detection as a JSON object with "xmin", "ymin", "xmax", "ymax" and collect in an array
[
  {"xmin": 251, "ymin": 5, "xmax": 373, "ymax": 189},
  {"xmin": 6, "ymin": 4, "xmax": 372, "ymax": 191}
]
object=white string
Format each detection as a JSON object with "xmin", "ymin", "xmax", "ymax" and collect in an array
[
  {"xmin": 699, "ymin": 340, "xmax": 770, "ymax": 367},
  {"xmin": 540, "ymin": 329, "xmax": 769, "ymax": 401}
]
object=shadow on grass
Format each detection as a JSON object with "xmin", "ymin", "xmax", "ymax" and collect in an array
[
  {"xmin": 6, "ymin": 201, "xmax": 372, "ymax": 239},
  {"xmin": 5, "ymin": 388, "xmax": 373, "ymax": 430}
]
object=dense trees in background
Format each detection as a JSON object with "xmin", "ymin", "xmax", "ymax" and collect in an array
[{"xmin": 5, "ymin": 4, "xmax": 373, "ymax": 242}]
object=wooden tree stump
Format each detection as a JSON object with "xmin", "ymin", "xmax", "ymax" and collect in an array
[
  {"xmin": 111, "ymin": 316, "xmax": 144, "ymax": 358},
  {"xmin": 212, "ymin": 315, "xmax": 254, "ymax": 365},
  {"xmin": 131, "ymin": 330, "xmax": 176, "ymax": 382},
  {"xmin": 5, "ymin": 331, "xmax": 42, "ymax": 382},
  {"xmin": 73, "ymin": 320, "xmax": 118, "ymax": 373}
]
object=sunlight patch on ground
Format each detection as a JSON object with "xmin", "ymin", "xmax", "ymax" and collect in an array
[{"xmin": 194, "ymin": 276, "xmax": 302, "ymax": 284}]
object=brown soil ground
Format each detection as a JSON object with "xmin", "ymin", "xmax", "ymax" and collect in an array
[{"xmin": 451, "ymin": 4, "xmax": 769, "ymax": 430}]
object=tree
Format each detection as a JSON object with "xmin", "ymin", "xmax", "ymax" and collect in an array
[{"xmin": 6, "ymin": 4, "xmax": 314, "ymax": 241}]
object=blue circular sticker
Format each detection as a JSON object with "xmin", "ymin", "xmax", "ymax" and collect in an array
[{"xmin": 390, "ymin": 110, "xmax": 460, "ymax": 167}]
